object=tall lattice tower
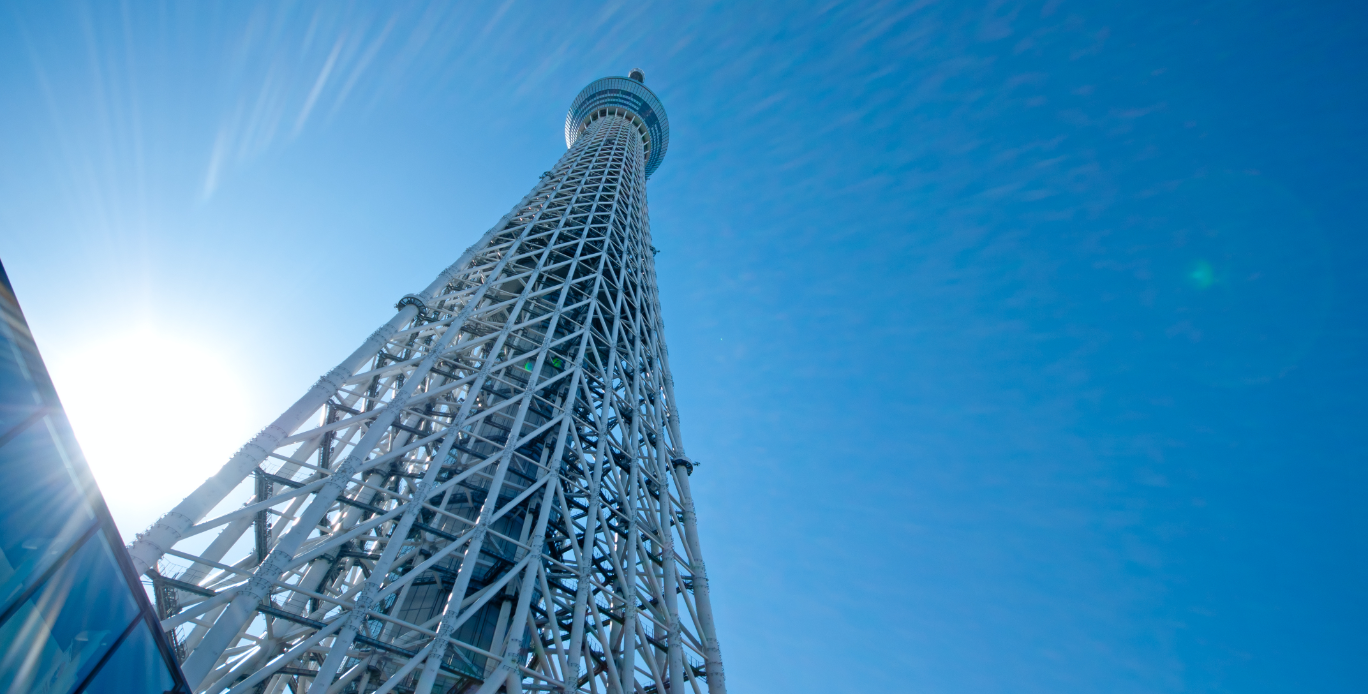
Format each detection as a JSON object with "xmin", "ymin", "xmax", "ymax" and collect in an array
[{"xmin": 126, "ymin": 70, "xmax": 725, "ymax": 694}]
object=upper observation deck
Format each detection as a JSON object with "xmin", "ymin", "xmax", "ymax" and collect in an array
[{"xmin": 565, "ymin": 69, "xmax": 670, "ymax": 178}]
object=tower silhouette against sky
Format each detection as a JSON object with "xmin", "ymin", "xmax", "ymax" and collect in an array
[{"xmin": 126, "ymin": 70, "xmax": 726, "ymax": 694}]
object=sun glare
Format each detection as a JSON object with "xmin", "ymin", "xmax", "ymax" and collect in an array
[{"xmin": 46, "ymin": 325, "xmax": 252, "ymax": 538}]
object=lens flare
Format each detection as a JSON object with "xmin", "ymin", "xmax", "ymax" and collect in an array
[{"xmin": 1189, "ymin": 260, "xmax": 1216, "ymax": 289}]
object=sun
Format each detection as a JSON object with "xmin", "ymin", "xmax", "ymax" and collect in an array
[{"xmin": 44, "ymin": 324, "xmax": 253, "ymax": 539}]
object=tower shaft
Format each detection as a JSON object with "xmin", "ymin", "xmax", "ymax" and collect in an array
[{"xmin": 128, "ymin": 76, "xmax": 725, "ymax": 694}]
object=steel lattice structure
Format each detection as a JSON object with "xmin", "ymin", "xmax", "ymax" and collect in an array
[{"xmin": 125, "ymin": 71, "xmax": 725, "ymax": 694}]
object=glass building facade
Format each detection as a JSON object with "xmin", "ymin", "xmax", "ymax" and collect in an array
[{"xmin": 0, "ymin": 259, "xmax": 189, "ymax": 694}]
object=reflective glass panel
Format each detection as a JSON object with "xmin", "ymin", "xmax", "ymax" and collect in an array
[
  {"xmin": 0, "ymin": 532, "xmax": 141, "ymax": 694},
  {"xmin": 0, "ymin": 299, "xmax": 43, "ymax": 436},
  {"xmin": 79, "ymin": 620, "xmax": 177, "ymax": 694},
  {"xmin": 0, "ymin": 416, "xmax": 96, "ymax": 609}
]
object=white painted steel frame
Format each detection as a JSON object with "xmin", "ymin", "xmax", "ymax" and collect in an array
[{"xmin": 129, "ymin": 84, "xmax": 726, "ymax": 694}]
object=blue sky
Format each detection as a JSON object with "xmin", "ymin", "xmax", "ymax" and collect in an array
[{"xmin": 2, "ymin": 1, "xmax": 1366, "ymax": 692}]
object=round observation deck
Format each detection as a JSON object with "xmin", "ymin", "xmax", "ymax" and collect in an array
[{"xmin": 565, "ymin": 73, "xmax": 669, "ymax": 178}]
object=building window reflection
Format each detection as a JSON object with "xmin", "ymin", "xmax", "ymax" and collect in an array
[
  {"xmin": 80, "ymin": 620, "xmax": 178, "ymax": 694},
  {"xmin": 0, "ymin": 259, "xmax": 189, "ymax": 694},
  {"xmin": 0, "ymin": 415, "xmax": 98, "ymax": 615},
  {"xmin": 0, "ymin": 533, "xmax": 141, "ymax": 693}
]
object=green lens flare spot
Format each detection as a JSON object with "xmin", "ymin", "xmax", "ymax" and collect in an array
[{"xmin": 1189, "ymin": 260, "xmax": 1216, "ymax": 289}]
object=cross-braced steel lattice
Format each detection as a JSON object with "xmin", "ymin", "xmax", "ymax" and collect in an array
[{"xmin": 126, "ymin": 71, "xmax": 726, "ymax": 694}]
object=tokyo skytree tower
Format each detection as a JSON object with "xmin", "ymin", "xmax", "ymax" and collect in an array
[{"xmin": 126, "ymin": 70, "xmax": 726, "ymax": 694}]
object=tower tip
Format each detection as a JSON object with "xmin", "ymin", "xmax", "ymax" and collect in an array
[{"xmin": 567, "ymin": 73, "xmax": 669, "ymax": 176}]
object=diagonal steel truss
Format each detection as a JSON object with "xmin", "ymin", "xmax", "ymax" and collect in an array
[{"xmin": 125, "ymin": 76, "xmax": 726, "ymax": 694}]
